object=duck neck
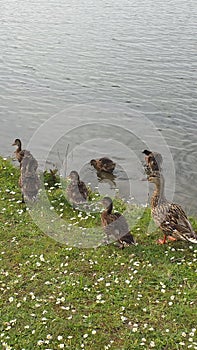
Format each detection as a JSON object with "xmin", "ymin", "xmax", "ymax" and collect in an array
[
  {"xmin": 17, "ymin": 140, "xmax": 22, "ymax": 152},
  {"xmin": 151, "ymin": 175, "xmax": 166, "ymax": 208},
  {"xmin": 72, "ymin": 180, "xmax": 78, "ymax": 185},
  {"xmin": 105, "ymin": 202, "xmax": 113, "ymax": 215}
]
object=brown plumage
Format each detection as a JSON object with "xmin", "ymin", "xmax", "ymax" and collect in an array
[
  {"xmin": 97, "ymin": 170, "xmax": 117, "ymax": 188},
  {"xmin": 12, "ymin": 139, "xmax": 38, "ymax": 169},
  {"xmin": 90, "ymin": 157, "xmax": 116, "ymax": 173},
  {"xmin": 19, "ymin": 153, "xmax": 40, "ymax": 202},
  {"xmin": 148, "ymin": 173, "xmax": 197, "ymax": 244},
  {"xmin": 142, "ymin": 150, "xmax": 163, "ymax": 175},
  {"xmin": 12, "ymin": 139, "xmax": 39, "ymax": 202},
  {"xmin": 100, "ymin": 197, "xmax": 135, "ymax": 248},
  {"xmin": 66, "ymin": 171, "xmax": 88, "ymax": 206}
]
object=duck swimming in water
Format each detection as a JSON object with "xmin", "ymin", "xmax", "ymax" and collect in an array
[
  {"xmin": 90, "ymin": 157, "xmax": 116, "ymax": 174},
  {"xmin": 142, "ymin": 149, "xmax": 163, "ymax": 175},
  {"xmin": 148, "ymin": 172, "xmax": 197, "ymax": 244},
  {"xmin": 100, "ymin": 197, "xmax": 135, "ymax": 248}
]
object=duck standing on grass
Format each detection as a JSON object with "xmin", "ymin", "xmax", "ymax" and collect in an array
[
  {"xmin": 66, "ymin": 171, "xmax": 88, "ymax": 206},
  {"xmin": 148, "ymin": 172, "xmax": 197, "ymax": 244},
  {"xmin": 12, "ymin": 139, "xmax": 40, "ymax": 202},
  {"xmin": 12, "ymin": 139, "xmax": 38, "ymax": 168},
  {"xmin": 142, "ymin": 149, "xmax": 163, "ymax": 174},
  {"xmin": 100, "ymin": 197, "xmax": 136, "ymax": 248},
  {"xmin": 19, "ymin": 155, "xmax": 40, "ymax": 202},
  {"xmin": 90, "ymin": 157, "xmax": 116, "ymax": 174}
]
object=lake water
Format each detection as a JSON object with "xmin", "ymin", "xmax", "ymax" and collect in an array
[{"xmin": 1, "ymin": 0, "xmax": 196, "ymax": 213}]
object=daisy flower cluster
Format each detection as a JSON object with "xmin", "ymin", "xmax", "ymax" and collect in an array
[{"xmin": 0, "ymin": 158, "xmax": 197, "ymax": 349}]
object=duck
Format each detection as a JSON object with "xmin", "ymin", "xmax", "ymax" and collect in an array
[
  {"xmin": 43, "ymin": 168, "xmax": 59, "ymax": 188},
  {"xmin": 90, "ymin": 157, "xmax": 116, "ymax": 173},
  {"xmin": 100, "ymin": 197, "xmax": 135, "ymax": 248},
  {"xmin": 148, "ymin": 172, "xmax": 197, "ymax": 244},
  {"xmin": 97, "ymin": 170, "xmax": 117, "ymax": 188},
  {"xmin": 12, "ymin": 138, "xmax": 38, "ymax": 169},
  {"xmin": 66, "ymin": 171, "xmax": 88, "ymax": 206},
  {"xmin": 19, "ymin": 153, "xmax": 40, "ymax": 202},
  {"xmin": 12, "ymin": 138, "xmax": 30, "ymax": 164},
  {"xmin": 12, "ymin": 139, "xmax": 39, "ymax": 202},
  {"xmin": 142, "ymin": 149, "xmax": 163, "ymax": 175}
]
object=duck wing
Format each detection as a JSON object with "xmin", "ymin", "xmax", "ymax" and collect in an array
[
  {"xmin": 67, "ymin": 183, "xmax": 87, "ymax": 204},
  {"xmin": 20, "ymin": 155, "xmax": 40, "ymax": 201},
  {"xmin": 157, "ymin": 203, "xmax": 197, "ymax": 243},
  {"xmin": 99, "ymin": 158, "xmax": 116, "ymax": 172},
  {"xmin": 15, "ymin": 149, "xmax": 30, "ymax": 164},
  {"xmin": 102, "ymin": 212, "xmax": 135, "ymax": 245},
  {"xmin": 78, "ymin": 180, "xmax": 88, "ymax": 200}
]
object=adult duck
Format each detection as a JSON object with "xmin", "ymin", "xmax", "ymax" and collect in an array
[
  {"xmin": 148, "ymin": 172, "xmax": 197, "ymax": 244},
  {"xmin": 19, "ymin": 154, "xmax": 40, "ymax": 202},
  {"xmin": 90, "ymin": 157, "xmax": 116, "ymax": 174},
  {"xmin": 142, "ymin": 149, "xmax": 163, "ymax": 174},
  {"xmin": 12, "ymin": 138, "xmax": 38, "ymax": 170},
  {"xmin": 12, "ymin": 139, "xmax": 39, "ymax": 202},
  {"xmin": 66, "ymin": 171, "xmax": 88, "ymax": 205}
]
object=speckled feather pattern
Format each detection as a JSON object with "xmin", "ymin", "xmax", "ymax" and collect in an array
[
  {"xmin": 101, "ymin": 209, "xmax": 135, "ymax": 246},
  {"xmin": 150, "ymin": 176, "xmax": 197, "ymax": 243},
  {"xmin": 19, "ymin": 154, "xmax": 40, "ymax": 201},
  {"xmin": 91, "ymin": 157, "xmax": 116, "ymax": 173},
  {"xmin": 144, "ymin": 151, "xmax": 163, "ymax": 175},
  {"xmin": 67, "ymin": 180, "xmax": 88, "ymax": 205}
]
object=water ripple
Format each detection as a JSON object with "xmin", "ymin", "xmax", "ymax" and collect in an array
[{"xmin": 1, "ymin": 0, "xmax": 196, "ymax": 212}]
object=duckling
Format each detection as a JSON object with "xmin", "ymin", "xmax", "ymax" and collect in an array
[
  {"xmin": 148, "ymin": 172, "xmax": 197, "ymax": 244},
  {"xmin": 100, "ymin": 197, "xmax": 135, "ymax": 248},
  {"xmin": 90, "ymin": 157, "xmax": 116, "ymax": 173},
  {"xmin": 142, "ymin": 150, "xmax": 163, "ymax": 175},
  {"xmin": 66, "ymin": 171, "xmax": 88, "ymax": 206},
  {"xmin": 12, "ymin": 138, "xmax": 38, "ymax": 169},
  {"xmin": 19, "ymin": 153, "xmax": 40, "ymax": 202}
]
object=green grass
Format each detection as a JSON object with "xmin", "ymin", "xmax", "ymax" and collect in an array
[{"xmin": 0, "ymin": 157, "xmax": 197, "ymax": 350}]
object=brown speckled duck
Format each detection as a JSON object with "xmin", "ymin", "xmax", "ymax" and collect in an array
[
  {"xmin": 148, "ymin": 172, "xmax": 197, "ymax": 244},
  {"xmin": 90, "ymin": 157, "xmax": 116, "ymax": 173},
  {"xmin": 12, "ymin": 139, "xmax": 39, "ymax": 202},
  {"xmin": 66, "ymin": 171, "xmax": 88, "ymax": 206},
  {"xmin": 142, "ymin": 149, "xmax": 163, "ymax": 175},
  {"xmin": 19, "ymin": 154, "xmax": 40, "ymax": 202},
  {"xmin": 100, "ymin": 197, "xmax": 135, "ymax": 248}
]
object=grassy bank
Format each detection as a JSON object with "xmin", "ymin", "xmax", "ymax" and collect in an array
[{"xmin": 0, "ymin": 157, "xmax": 196, "ymax": 350}]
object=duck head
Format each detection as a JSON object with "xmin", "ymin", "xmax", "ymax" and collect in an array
[
  {"xmin": 68, "ymin": 170, "xmax": 80, "ymax": 183},
  {"xmin": 100, "ymin": 196, "xmax": 113, "ymax": 213},
  {"xmin": 12, "ymin": 138, "xmax": 21, "ymax": 147},
  {"xmin": 90, "ymin": 159, "xmax": 97, "ymax": 167}
]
